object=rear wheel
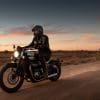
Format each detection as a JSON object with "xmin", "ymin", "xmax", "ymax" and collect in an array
[
  {"xmin": 0, "ymin": 63, "xmax": 24, "ymax": 93},
  {"xmin": 49, "ymin": 65, "xmax": 61, "ymax": 81}
]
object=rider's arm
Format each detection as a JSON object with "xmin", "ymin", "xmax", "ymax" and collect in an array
[{"xmin": 23, "ymin": 37, "xmax": 35, "ymax": 48}]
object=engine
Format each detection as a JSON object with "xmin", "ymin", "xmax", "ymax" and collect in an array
[{"xmin": 29, "ymin": 63, "xmax": 44, "ymax": 80}]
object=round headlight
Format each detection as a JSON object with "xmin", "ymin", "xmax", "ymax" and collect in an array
[{"xmin": 14, "ymin": 51, "xmax": 19, "ymax": 58}]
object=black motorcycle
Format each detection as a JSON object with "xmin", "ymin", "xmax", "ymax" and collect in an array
[{"xmin": 0, "ymin": 45, "xmax": 62, "ymax": 93}]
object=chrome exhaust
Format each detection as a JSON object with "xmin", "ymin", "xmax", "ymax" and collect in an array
[{"xmin": 48, "ymin": 73, "xmax": 57, "ymax": 78}]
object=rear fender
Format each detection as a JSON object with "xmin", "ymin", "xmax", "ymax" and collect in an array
[{"xmin": 48, "ymin": 58, "xmax": 63, "ymax": 66}]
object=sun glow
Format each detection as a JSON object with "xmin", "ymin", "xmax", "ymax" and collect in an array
[{"xmin": 0, "ymin": 32, "xmax": 100, "ymax": 51}]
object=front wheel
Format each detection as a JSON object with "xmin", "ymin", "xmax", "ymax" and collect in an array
[
  {"xmin": 49, "ymin": 64, "xmax": 61, "ymax": 81},
  {"xmin": 0, "ymin": 63, "xmax": 24, "ymax": 93}
]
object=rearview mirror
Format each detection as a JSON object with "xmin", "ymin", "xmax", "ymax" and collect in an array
[{"xmin": 13, "ymin": 45, "xmax": 15, "ymax": 49}]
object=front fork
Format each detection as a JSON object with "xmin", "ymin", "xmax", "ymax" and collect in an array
[
  {"xmin": 17, "ymin": 57, "xmax": 31, "ymax": 78},
  {"xmin": 11, "ymin": 59, "xmax": 25, "ymax": 77}
]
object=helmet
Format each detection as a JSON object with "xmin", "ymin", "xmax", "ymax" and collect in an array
[{"xmin": 32, "ymin": 25, "xmax": 43, "ymax": 36}]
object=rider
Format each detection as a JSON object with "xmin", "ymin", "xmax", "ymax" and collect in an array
[{"xmin": 23, "ymin": 25, "xmax": 51, "ymax": 78}]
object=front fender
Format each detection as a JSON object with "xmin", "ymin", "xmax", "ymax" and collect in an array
[{"xmin": 1, "ymin": 63, "xmax": 17, "ymax": 69}]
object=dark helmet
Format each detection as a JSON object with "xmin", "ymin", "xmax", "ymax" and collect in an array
[{"xmin": 32, "ymin": 25, "xmax": 43, "ymax": 36}]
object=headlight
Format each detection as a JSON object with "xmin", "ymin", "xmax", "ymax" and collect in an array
[{"xmin": 14, "ymin": 51, "xmax": 19, "ymax": 58}]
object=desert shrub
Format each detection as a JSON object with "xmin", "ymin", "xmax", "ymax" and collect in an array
[{"xmin": 95, "ymin": 52, "xmax": 100, "ymax": 60}]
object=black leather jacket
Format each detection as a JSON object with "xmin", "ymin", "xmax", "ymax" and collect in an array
[{"xmin": 24, "ymin": 34, "xmax": 51, "ymax": 60}]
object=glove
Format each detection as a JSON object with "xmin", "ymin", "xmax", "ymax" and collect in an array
[{"xmin": 17, "ymin": 46, "xmax": 22, "ymax": 51}]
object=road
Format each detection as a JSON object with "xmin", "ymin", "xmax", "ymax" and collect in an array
[{"xmin": 0, "ymin": 61, "xmax": 100, "ymax": 100}]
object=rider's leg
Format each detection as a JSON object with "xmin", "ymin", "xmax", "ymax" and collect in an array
[{"xmin": 39, "ymin": 53, "xmax": 48, "ymax": 78}]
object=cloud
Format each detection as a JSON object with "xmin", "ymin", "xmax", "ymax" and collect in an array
[
  {"xmin": 0, "ymin": 24, "xmax": 70, "ymax": 38},
  {"xmin": 44, "ymin": 24, "xmax": 66, "ymax": 33},
  {"xmin": 0, "ymin": 23, "xmax": 88, "ymax": 37},
  {"xmin": 78, "ymin": 33, "xmax": 100, "ymax": 43},
  {"xmin": 44, "ymin": 24, "xmax": 79, "ymax": 35},
  {"xmin": 7, "ymin": 25, "xmax": 34, "ymax": 36},
  {"xmin": 0, "ymin": 24, "xmax": 99, "ymax": 51},
  {"xmin": 0, "ymin": 25, "xmax": 35, "ymax": 38}
]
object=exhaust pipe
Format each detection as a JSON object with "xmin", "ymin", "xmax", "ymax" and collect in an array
[{"xmin": 48, "ymin": 73, "xmax": 57, "ymax": 78}]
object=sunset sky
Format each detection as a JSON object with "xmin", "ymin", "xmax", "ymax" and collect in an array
[{"xmin": 0, "ymin": 0, "xmax": 99, "ymax": 51}]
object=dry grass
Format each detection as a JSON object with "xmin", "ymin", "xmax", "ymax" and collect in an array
[
  {"xmin": 0, "ymin": 50, "xmax": 100, "ymax": 66},
  {"xmin": 52, "ymin": 50, "xmax": 100, "ymax": 66}
]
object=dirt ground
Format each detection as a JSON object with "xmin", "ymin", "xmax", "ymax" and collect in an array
[
  {"xmin": 0, "ymin": 51, "xmax": 100, "ymax": 66},
  {"xmin": 0, "ymin": 61, "xmax": 100, "ymax": 100}
]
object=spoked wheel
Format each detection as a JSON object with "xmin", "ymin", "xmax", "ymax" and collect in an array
[
  {"xmin": 0, "ymin": 63, "xmax": 24, "ymax": 93},
  {"xmin": 49, "ymin": 64, "xmax": 61, "ymax": 81}
]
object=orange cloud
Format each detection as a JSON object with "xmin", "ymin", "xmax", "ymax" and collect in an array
[
  {"xmin": 0, "ymin": 25, "xmax": 33, "ymax": 38},
  {"xmin": 0, "ymin": 31, "xmax": 32, "ymax": 38},
  {"xmin": 78, "ymin": 33, "xmax": 100, "ymax": 42},
  {"xmin": 0, "ymin": 25, "xmax": 100, "ymax": 51},
  {"xmin": 9, "ymin": 32, "xmax": 31, "ymax": 37}
]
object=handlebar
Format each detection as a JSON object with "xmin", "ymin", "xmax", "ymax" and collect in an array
[{"xmin": 14, "ymin": 46, "xmax": 39, "ymax": 53}]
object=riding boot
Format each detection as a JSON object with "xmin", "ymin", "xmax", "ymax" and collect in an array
[{"xmin": 43, "ymin": 65, "xmax": 48, "ymax": 79}]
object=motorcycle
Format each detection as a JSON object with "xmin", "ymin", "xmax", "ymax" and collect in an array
[{"xmin": 0, "ymin": 45, "xmax": 62, "ymax": 93}]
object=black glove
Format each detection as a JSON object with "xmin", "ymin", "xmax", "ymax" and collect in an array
[{"xmin": 17, "ymin": 46, "xmax": 23, "ymax": 51}]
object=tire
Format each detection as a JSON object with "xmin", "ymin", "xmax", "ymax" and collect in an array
[
  {"xmin": 0, "ymin": 63, "xmax": 24, "ymax": 93},
  {"xmin": 49, "ymin": 65, "xmax": 61, "ymax": 81}
]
